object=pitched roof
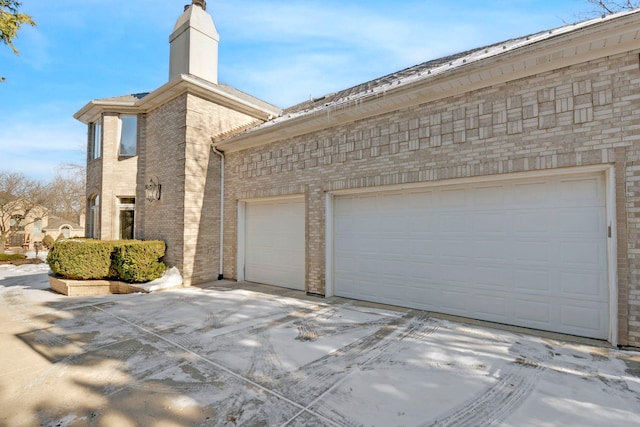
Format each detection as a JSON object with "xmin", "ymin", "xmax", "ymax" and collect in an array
[
  {"xmin": 43, "ymin": 215, "xmax": 83, "ymax": 231},
  {"xmin": 98, "ymin": 93, "xmax": 149, "ymax": 103},
  {"xmin": 228, "ymin": 9, "xmax": 640, "ymax": 136}
]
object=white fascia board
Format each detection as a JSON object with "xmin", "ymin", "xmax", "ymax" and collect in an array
[
  {"xmin": 75, "ymin": 75, "xmax": 281, "ymax": 124},
  {"xmin": 73, "ymin": 100, "xmax": 140, "ymax": 124},
  {"xmin": 215, "ymin": 12, "xmax": 640, "ymax": 153},
  {"xmin": 136, "ymin": 75, "xmax": 281, "ymax": 121}
]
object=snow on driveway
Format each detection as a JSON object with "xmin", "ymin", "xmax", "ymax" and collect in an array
[{"xmin": 0, "ymin": 263, "xmax": 639, "ymax": 426}]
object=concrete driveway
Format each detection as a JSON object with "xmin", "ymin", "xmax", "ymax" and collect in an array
[{"xmin": 1, "ymin": 263, "xmax": 639, "ymax": 427}]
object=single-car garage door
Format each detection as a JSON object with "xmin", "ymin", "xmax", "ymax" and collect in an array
[
  {"xmin": 244, "ymin": 198, "xmax": 305, "ymax": 290},
  {"xmin": 333, "ymin": 172, "xmax": 610, "ymax": 339}
]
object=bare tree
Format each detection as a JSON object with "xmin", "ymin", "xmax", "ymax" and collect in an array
[
  {"xmin": 586, "ymin": 0, "xmax": 640, "ymax": 15},
  {"xmin": 0, "ymin": 171, "xmax": 48, "ymax": 248},
  {"xmin": 47, "ymin": 163, "xmax": 86, "ymax": 224}
]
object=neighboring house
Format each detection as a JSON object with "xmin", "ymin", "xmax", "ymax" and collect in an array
[
  {"xmin": 0, "ymin": 197, "xmax": 83, "ymax": 250},
  {"xmin": 0, "ymin": 196, "xmax": 47, "ymax": 250},
  {"xmin": 75, "ymin": 1, "xmax": 640, "ymax": 347},
  {"xmin": 42, "ymin": 215, "xmax": 85, "ymax": 241}
]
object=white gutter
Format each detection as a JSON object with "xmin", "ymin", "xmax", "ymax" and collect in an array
[{"xmin": 211, "ymin": 140, "xmax": 225, "ymax": 280}]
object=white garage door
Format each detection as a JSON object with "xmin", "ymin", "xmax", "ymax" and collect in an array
[
  {"xmin": 244, "ymin": 198, "xmax": 305, "ymax": 290},
  {"xmin": 333, "ymin": 173, "xmax": 610, "ymax": 339}
]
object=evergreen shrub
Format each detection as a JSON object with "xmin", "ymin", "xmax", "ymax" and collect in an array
[
  {"xmin": 47, "ymin": 240, "xmax": 167, "ymax": 282},
  {"xmin": 47, "ymin": 240, "xmax": 113, "ymax": 280},
  {"xmin": 0, "ymin": 254, "xmax": 27, "ymax": 262},
  {"xmin": 113, "ymin": 240, "xmax": 167, "ymax": 282},
  {"xmin": 42, "ymin": 235, "xmax": 55, "ymax": 249}
]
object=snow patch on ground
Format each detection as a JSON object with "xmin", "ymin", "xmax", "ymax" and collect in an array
[{"xmin": 1, "ymin": 264, "xmax": 639, "ymax": 427}]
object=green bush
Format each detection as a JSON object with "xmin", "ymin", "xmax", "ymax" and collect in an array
[
  {"xmin": 47, "ymin": 239, "xmax": 167, "ymax": 282},
  {"xmin": 113, "ymin": 241, "xmax": 167, "ymax": 282},
  {"xmin": 42, "ymin": 235, "xmax": 55, "ymax": 249},
  {"xmin": 48, "ymin": 240, "xmax": 113, "ymax": 280},
  {"xmin": 0, "ymin": 254, "xmax": 27, "ymax": 262}
]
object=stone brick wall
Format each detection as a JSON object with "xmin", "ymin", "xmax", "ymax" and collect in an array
[
  {"xmin": 223, "ymin": 51, "xmax": 640, "ymax": 346},
  {"xmin": 138, "ymin": 95, "xmax": 188, "ymax": 274},
  {"xmin": 139, "ymin": 92, "xmax": 263, "ymax": 285},
  {"xmin": 85, "ymin": 113, "xmax": 138, "ymax": 240},
  {"xmin": 86, "ymin": 119, "xmax": 101, "ymax": 236}
]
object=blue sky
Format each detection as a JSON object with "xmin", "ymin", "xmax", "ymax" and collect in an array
[{"xmin": 0, "ymin": 0, "xmax": 595, "ymax": 180}]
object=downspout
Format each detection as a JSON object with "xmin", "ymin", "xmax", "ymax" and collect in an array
[{"xmin": 211, "ymin": 139, "xmax": 224, "ymax": 280}]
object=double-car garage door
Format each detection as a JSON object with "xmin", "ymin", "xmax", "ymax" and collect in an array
[
  {"xmin": 242, "ymin": 171, "xmax": 611, "ymax": 339},
  {"xmin": 333, "ymin": 172, "xmax": 610, "ymax": 340}
]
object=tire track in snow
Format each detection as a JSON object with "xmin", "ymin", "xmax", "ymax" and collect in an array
[
  {"xmin": 282, "ymin": 313, "xmax": 440, "ymax": 426},
  {"xmin": 425, "ymin": 344, "xmax": 551, "ymax": 427},
  {"xmin": 245, "ymin": 331, "xmax": 285, "ymax": 388}
]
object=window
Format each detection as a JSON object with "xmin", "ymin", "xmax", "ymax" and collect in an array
[
  {"xmin": 61, "ymin": 226, "xmax": 71, "ymax": 239},
  {"xmin": 119, "ymin": 115, "xmax": 137, "ymax": 157},
  {"xmin": 10, "ymin": 215, "xmax": 25, "ymax": 231},
  {"xmin": 89, "ymin": 120, "xmax": 102, "ymax": 160},
  {"xmin": 118, "ymin": 197, "xmax": 135, "ymax": 240},
  {"xmin": 88, "ymin": 195, "xmax": 100, "ymax": 238},
  {"xmin": 33, "ymin": 218, "xmax": 42, "ymax": 237}
]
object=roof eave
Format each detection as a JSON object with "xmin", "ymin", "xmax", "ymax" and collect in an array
[
  {"xmin": 74, "ymin": 75, "xmax": 282, "ymax": 124},
  {"xmin": 215, "ymin": 11, "xmax": 640, "ymax": 153},
  {"xmin": 136, "ymin": 75, "xmax": 282, "ymax": 121},
  {"xmin": 73, "ymin": 99, "xmax": 140, "ymax": 124}
]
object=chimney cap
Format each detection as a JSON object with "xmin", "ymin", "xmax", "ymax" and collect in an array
[
  {"xmin": 192, "ymin": 0, "xmax": 206, "ymax": 10},
  {"xmin": 184, "ymin": 0, "xmax": 206, "ymax": 11}
]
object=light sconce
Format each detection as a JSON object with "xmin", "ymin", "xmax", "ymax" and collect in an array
[{"xmin": 145, "ymin": 176, "xmax": 161, "ymax": 202}]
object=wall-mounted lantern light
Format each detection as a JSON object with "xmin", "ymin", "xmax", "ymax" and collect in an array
[{"xmin": 145, "ymin": 176, "xmax": 161, "ymax": 202}]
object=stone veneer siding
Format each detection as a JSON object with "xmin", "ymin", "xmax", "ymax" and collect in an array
[
  {"xmin": 223, "ymin": 51, "xmax": 640, "ymax": 347},
  {"xmin": 138, "ymin": 92, "xmax": 261, "ymax": 285}
]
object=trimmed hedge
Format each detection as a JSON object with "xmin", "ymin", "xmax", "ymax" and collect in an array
[
  {"xmin": 48, "ymin": 239, "xmax": 167, "ymax": 282},
  {"xmin": 113, "ymin": 241, "xmax": 167, "ymax": 283},
  {"xmin": 0, "ymin": 254, "xmax": 27, "ymax": 262}
]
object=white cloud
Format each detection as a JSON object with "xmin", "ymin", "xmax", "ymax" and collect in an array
[
  {"xmin": 213, "ymin": 0, "xmax": 578, "ymax": 107},
  {"xmin": 0, "ymin": 106, "xmax": 85, "ymax": 180}
]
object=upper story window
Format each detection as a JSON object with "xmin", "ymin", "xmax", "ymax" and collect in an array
[
  {"xmin": 10, "ymin": 215, "xmax": 25, "ymax": 231},
  {"xmin": 119, "ymin": 115, "xmax": 138, "ymax": 157},
  {"xmin": 89, "ymin": 120, "xmax": 102, "ymax": 160},
  {"xmin": 33, "ymin": 218, "xmax": 43, "ymax": 237}
]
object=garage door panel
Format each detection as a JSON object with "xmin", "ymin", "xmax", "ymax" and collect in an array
[
  {"xmin": 474, "ymin": 240, "xmax": 509, "ymax": 261},
  {"xmin": 514, "ymin": 298, "xmax": 552, "ymax": 325},
  {"xmin": 440, "ymin": 289, "xmax": 467, "ymax": 312},
  {"xmin": 561, "ymin": 304, "xmax": 606, "ymax": 334},
  {"xmin": 407, "ymin": 189, "xmax": 436, "ymax": 209},
  {"xmin": 475, "ymin": 266, "xmax": 510, "ymax": 289},
  {"xmin": 472, "ymin": 294, "xmax": 508, "ymax": 319},
  {"xmin": 514, "ymin": 181, "xmax": 549, "ymax": 205},
  {"xmin": 334, "ymin": 172, "xmax": 610, "ymax": 339},
  {"xmin": 245, "ymin": 199, "xmax": 305, "ymax": 290},
  {"xmin": 557, "ymin": 177, "xmax": 603, "ymax": 205},
  {"xmin": 558, "ymin": 210, "xmax": 605, "ymax": 234},
  {"xmin": 560, "ymin": 240, "xmax": 605, "ymax": 265},
  {"xmin": 513, "ymin": 240, "xmax": 553, "ymax": 263},
  {"xmin": 472, "ymin": 212, "xmax": 507, "ymax": 233},
  {"xmin": 513, "ymin": 212, "xmax": 551, "ymax": 233},
  {"xmin": 513, "ymin": 269, "xmax": 551, "ymax": 292},
  {"xmin": 440, "ymin": 188, "xmax": 468, "ymax": 207},
  {"xmin": 441, "ymin": 214, "xmax": 472, "ymax": 233},
  {"xmin": 473, "ymin": 185, "xmax": 506, "ymax": 205},
  {"xmin": 560, "ymin": 271, "xmax": 608, "ymax": 300}
]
